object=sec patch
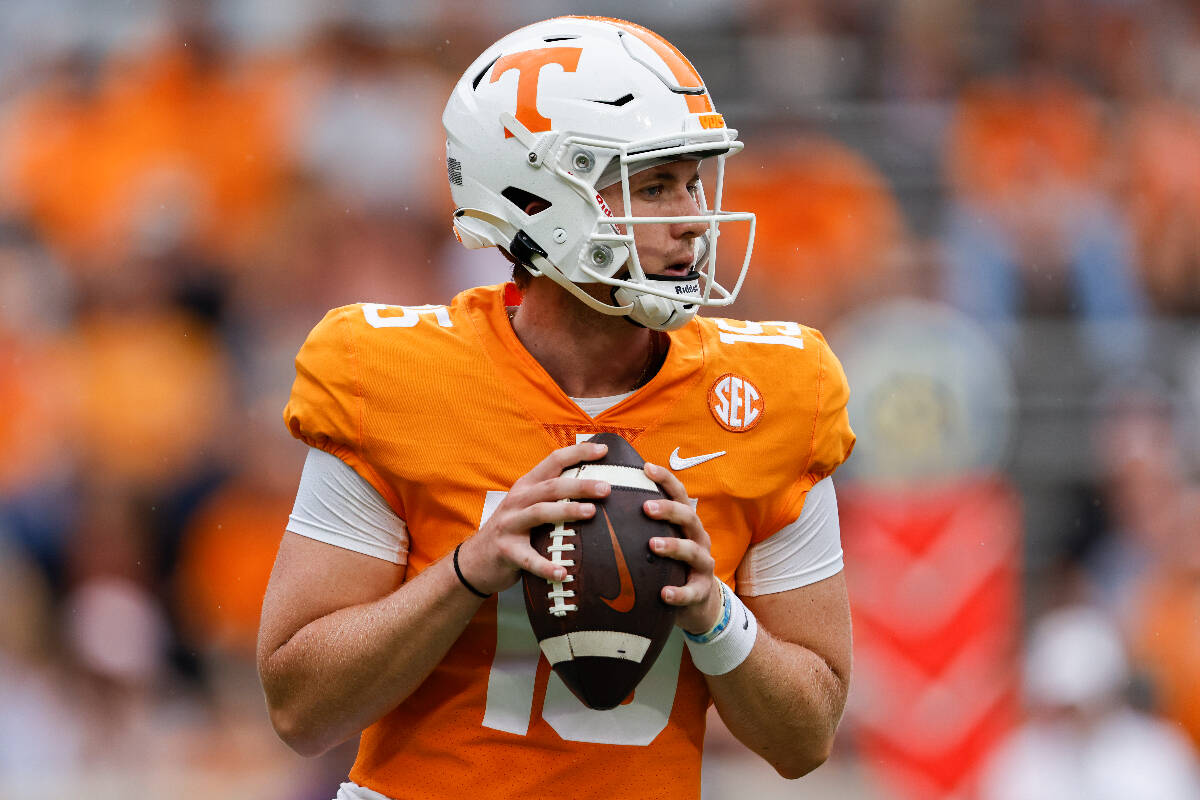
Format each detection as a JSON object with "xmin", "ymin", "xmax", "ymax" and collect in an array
[{"xmin": 709, "ymin": 373, "xmax": 763, "ymax": 432}]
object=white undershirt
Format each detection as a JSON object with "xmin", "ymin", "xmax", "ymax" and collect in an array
[
  {"xmin": 286, "ymin": 448, "xmax": 408, "ymax": 564},
  {"xmin": 570, "ymin": 392, "xmax": 634, "ymax": 417},
  {"xmin": 286, "ymin": 446, "xmax": 844, "ymax": 595},
  {"xmin": 734, "ymin": 475, "xmax": 843, "ymax": 595}
]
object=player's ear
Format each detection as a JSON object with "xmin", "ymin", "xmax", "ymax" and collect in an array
[{"xmin": 524, "ymin": 199, "xmax": 550, "ymax": 215}]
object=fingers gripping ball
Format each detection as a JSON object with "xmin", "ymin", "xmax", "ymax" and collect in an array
[{"xmin": 523, "ymin": 433, "xmax": 687, "ymax": 710}]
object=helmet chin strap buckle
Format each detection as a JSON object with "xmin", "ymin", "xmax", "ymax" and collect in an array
[
  {"xmin": 498, "ymin": 112, "xmax": 555, "ymax": 167},
  {"xmin": 612, "ymin": 271, "xmax": 702, "ymax": 331}
]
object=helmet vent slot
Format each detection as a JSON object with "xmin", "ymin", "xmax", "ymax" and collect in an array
[
  {"xmin": 543, "ymin": 35, "xmax": 579, "ymax": 42},
  {"xmin": 588, "ymin": 93, "xmax": 634, "ymax": 107},
  {"xmin": 501, "ymin": 186, "xmax": 552, "ymax": 216},
  {"xmin": 471, "ymin": 55, "xmax": 500, "ymax": 90}
]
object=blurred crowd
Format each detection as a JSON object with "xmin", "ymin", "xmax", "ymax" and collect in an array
[{"xmin": 1, "ymin": 1, "xmax": 1199, "ymax": 798}]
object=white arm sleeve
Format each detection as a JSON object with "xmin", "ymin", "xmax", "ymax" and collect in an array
[
  {"xmin": 287, "ymin": 447, "xmax": 408, "ymax": 564},
  {"xmin": 735, "ymin": 477, "xmax": 843, "ymax": 596}
]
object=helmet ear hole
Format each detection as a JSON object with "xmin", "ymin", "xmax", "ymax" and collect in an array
[{"xmin": 501, "ymin": 187, "xmax": 552, "ymax": 216}]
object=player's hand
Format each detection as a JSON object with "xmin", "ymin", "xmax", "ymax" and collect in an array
[
  {"xmin": 642, "ymin": 462, "xmax": 723, "ymax": 635},
  {"xmin": 456, "ymin": 441, "xmax": 612, "ymax": 596}
]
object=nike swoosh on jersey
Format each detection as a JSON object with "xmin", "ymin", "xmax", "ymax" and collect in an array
[
  {"xmin": 598, "ymin": 507, "xmax": 636, "ymax": 613},
  {"xmin": 668, "ymin": 447, "xmax": 727, "ymax": 470}
]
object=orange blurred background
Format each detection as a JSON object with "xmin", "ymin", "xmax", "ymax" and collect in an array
[{"xmin": 2, "ymin": 2, "xmax": 1199, "ymax": 798}]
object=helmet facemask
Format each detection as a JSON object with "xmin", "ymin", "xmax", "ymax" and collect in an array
[
  {"xmin": 497, "ymin": 121, "xmax": 755, "ymax": 331},
  {"xmin": 595, "ymin": 142, "xmax": 754, "ymax": 330}
]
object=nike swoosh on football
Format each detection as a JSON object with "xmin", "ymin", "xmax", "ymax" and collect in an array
[
  {"xmin": 599, "ymin": 507, "xmax": 636, "ymax": 613},
  {"xmin": 668, "ymin": 447, "xmax": 727, "ymax": 470}
]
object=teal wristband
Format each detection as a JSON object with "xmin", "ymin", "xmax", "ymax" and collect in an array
[
  {"xmin": 683, "ymin": 581, "xmax": 759, "ymax": 676},
  {"xmin": 684, "ymin": 581, "xmax": 731, "ymax": 644}
]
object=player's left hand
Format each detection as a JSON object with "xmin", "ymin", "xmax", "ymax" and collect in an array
[{"xmin": 642, "ymin": 462, "xmax": 724, "ymax": 635}]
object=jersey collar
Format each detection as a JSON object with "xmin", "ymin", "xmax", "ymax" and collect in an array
[{"xmin": 463, "ymin": 284, "xmax": 707, "ymax": 436}]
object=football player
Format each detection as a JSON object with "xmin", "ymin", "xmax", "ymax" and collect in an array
[{"xmin": 258, "ymin": 16, "xmax": 855, "ymax": 800}]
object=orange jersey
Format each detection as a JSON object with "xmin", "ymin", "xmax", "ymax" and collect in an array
[{"xmin": 283, "ymin": 283, "xmax": 854, "ymax": 800}]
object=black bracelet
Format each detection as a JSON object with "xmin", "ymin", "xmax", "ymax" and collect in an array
[{"xmin": 453, "ymin": 542, "xmax": 492, "ymax": 599}]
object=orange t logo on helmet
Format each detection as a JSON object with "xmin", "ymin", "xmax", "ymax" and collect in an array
[{"xmin": 490, "ymin": 47, "xmax": 583, "ymax": 137}]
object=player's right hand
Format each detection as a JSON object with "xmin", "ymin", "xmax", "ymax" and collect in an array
[{"xmin": 456, "ymin": 441, "xmax": 612, "ymax": 596}]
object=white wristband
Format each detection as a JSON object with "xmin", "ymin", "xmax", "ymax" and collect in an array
[{"xmin": 684, "ymin": 581, "xmax": 758, "ymax": 676}]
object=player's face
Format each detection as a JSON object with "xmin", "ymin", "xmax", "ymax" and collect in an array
[{"xmin": 598, "ymin": 159, "xmax": 707, "ymax": 277}]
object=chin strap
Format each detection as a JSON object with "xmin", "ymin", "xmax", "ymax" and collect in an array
[{"xmin": 612, "ymin": 271, "xmax": 702, "ymax": 331}]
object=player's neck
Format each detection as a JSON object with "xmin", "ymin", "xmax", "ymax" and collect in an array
[{"xmin": 510, "ymin": 280, "xmax": 663, "ymax": 398}]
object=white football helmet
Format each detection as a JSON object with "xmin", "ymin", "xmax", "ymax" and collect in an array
[{"xmin": 443, "ymin": 16, "xmax": 756, "ymax": 330}]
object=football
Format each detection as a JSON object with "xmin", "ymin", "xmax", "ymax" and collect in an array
[{"xmin": 523, "ymin": 432, "xmax": 688, "ymax": 710}]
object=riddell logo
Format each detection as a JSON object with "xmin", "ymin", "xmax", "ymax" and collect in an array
[
  {"xmin": 709, "ymin": 373, "xmax": 764, "ymax": 432},
  {"xmin": 675, "ymin": 284, "xmax": 700, "ymax": 295},
  {"xmin": 595, "ymin": 192, "xmax": 615, "ymax": 218}
]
